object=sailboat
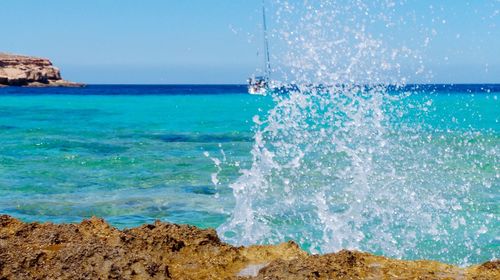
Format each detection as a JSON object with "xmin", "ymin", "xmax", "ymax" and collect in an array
[{"xmin": 248, "ymin": 0, "xmax": 271, "ymax": 95}]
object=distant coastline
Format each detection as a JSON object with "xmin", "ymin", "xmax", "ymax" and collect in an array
[{"xmin": 0, "ymin": 53, "xmax": 84, "ymax": 88}]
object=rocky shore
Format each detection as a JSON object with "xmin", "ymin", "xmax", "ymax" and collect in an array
[
  {"xmin": 0, "ymin": 215, "xmax": 497, "ymax": 279},
  {"xmin": 0, "ymin": 53, "xmax": 83, "ymax": 87}
]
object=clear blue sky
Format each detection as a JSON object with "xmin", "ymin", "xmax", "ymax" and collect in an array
[{"xmin": 1, "ymin": 0, "xmax": 498, "ymax": 84}]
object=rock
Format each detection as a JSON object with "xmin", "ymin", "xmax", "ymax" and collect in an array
[
  {"xmin": 0, "ymin": 215, "xmax": 497, "ymax": 279},
  {"xmin": 0, "ymin": 53, "xmax": 84, "ymax": 87}
]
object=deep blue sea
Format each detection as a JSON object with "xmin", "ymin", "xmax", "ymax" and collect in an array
[{"xmin": 0, "ymin": 85, "xmax": 498, "ymax": 265}]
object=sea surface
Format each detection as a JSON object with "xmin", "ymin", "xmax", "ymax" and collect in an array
[{"xmin": 0, "ymin": 85, "xmax": 498, "ymax": 265}]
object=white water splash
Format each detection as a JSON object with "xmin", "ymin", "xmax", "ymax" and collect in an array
[{"xmin": 218, "ymin": 0, "xmax": 498, "ymax": 265}]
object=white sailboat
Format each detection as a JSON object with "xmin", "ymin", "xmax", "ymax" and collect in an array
[{"xmin": 248, "ymin": 0, "xmax": 271, "ymax": 95}]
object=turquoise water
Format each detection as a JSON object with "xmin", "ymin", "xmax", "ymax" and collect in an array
[
  {"xmin": 0, "ymin": 86, "xmax": 272, "ymax": 228},
  {"xmin": 0, "ymin": 85, "xmax": 498, "ymax": 265}
]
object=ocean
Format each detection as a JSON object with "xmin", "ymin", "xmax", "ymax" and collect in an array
[{"xmin": 0, "ymin": 85, "xmax": 498, "ymax": 265}]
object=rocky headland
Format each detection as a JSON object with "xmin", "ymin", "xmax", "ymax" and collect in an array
[
  {"xmin": 0, "ymin": 53, "xmax": 83, "ymax": 87},
  {"xmin": 0, "ymin": 215, "xmax": 497, "ymax": 279}
]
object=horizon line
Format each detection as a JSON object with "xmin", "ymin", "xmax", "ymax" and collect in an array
[{"xmin": 73, "ymin": 83, "xmax": 500, "ymax": 86}]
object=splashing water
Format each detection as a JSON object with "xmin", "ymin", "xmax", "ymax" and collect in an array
[{"xmin": 218, "ymin": 0, "xmax": 498, "ymax": 265}]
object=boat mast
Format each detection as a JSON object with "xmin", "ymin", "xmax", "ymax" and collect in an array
[{"xmin": 262, "ymin": 0, "xmax": 271, "ymax": 82}]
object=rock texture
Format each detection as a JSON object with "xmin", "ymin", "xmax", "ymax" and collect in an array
[
  {"xmin": 0, "ymin": 53, "xmax": 83, "ymax": 87},
  {"xmin": 0, "ymin": 215, "xmax": 498, "ymax": 279}
]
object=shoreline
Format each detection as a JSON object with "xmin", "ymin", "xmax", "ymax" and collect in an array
[
  {"xmin": 0, "ymin": 53, "xmax": 84, "ymax": 88},
  {"xmin": 0, "ymin": 215, "xmax": 497, "ymax": 279}
]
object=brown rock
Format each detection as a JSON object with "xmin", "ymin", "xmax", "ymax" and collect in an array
[
  {"xmin": 0, "ymin": 53, "xmax": 84, "ymax": 87},
  {"xmin": 0, "ymin": 215, "xmax": 497, "ymax": 279}
]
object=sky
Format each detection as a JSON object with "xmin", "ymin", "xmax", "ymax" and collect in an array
[{"xmin": 1, "ymin": 0, "xmax": 498, "ymax": 84}]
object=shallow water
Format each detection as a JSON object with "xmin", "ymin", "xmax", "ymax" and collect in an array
[
  {"xmin": 0, "ymin": 86, "xmax": 270, "ymax": 228},
  {"xmin": 0, "ymin": 85, "xmax": 498, "ymax": 265}
]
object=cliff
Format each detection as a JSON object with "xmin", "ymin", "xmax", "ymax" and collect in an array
[
  {"xmin": 0, "ymin": 53, "xmax": 84, "ymax": 87},
  {"xmin": 0, "ymin": 215, "xmax": 497, "ymax": 279}
]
